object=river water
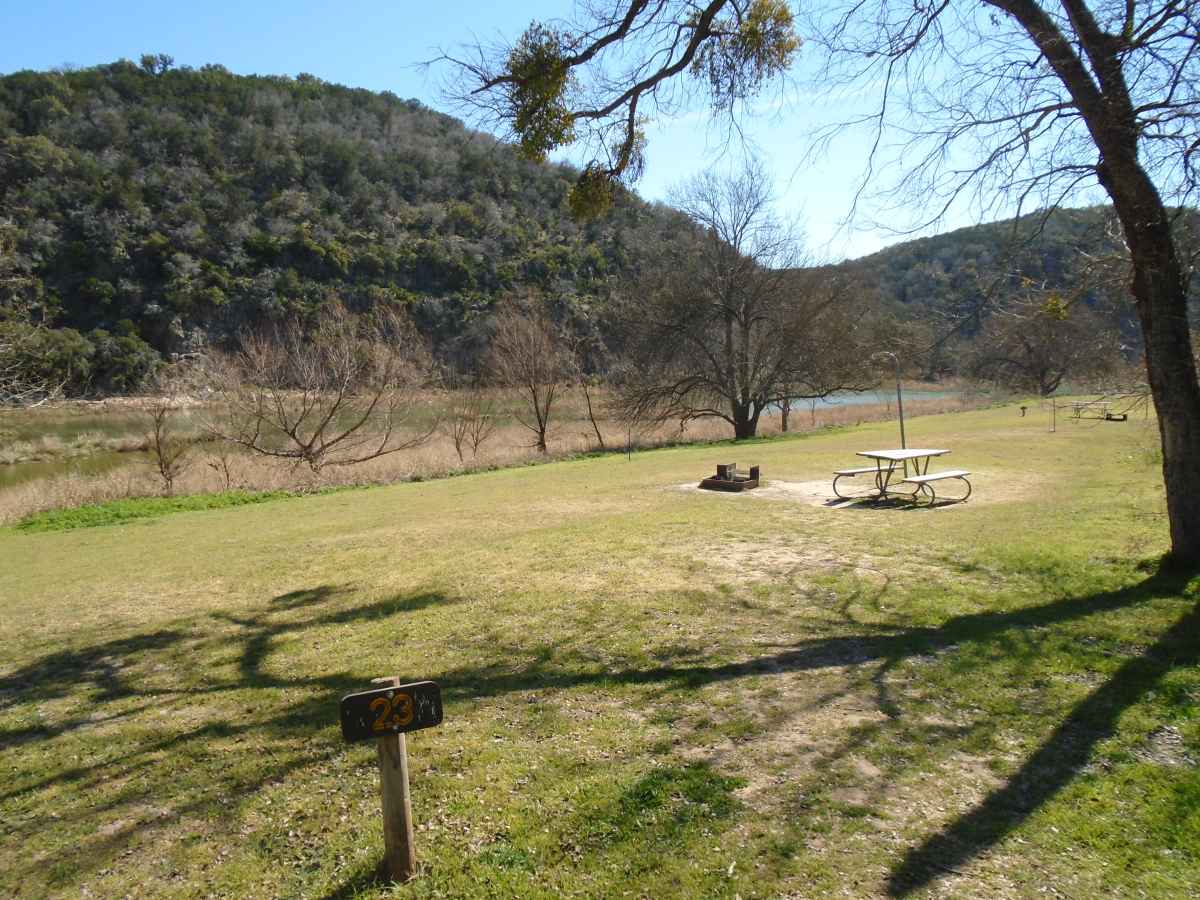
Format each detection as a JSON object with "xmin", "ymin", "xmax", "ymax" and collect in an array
[
  {"xmin": 0, "ymin": 405, "xmax": 167, "ymax": 489},
  {"xmin": 766, "ymin": 389, "xmax": 955, "ymax": 413}
]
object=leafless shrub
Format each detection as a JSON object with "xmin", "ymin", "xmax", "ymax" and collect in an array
[
  {"xmin": 568, "ymin": 332, "xmax": 609, "ymax": 451},
  {"xmin": 206, "ymin": 303, "xmax": 436, "ymax": 472},
  {"xmin": 204, "ymin": 440, "xmax": 240, "ymax": 491},
  {"xmin": 0, "ymin": 332, "xmax": 60, "ymax": 409},
  {"xmin": 141, "ymin": 366, "xmax": 203, "ymax": 495},
  {"xmin": 441, "ymin": 384, "xmax": 498, "ymax": 462},
  {"xmin": 145, "ymin": 400, "xmax": 190, "ymax": 495}
]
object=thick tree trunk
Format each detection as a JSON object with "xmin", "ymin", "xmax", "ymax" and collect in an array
[
  {"xmin": 779, "ymin": 398, "xmax": 790, "ymax": 433},
  {"xmin": 732, "ymin": 401, "xmax": 760, "ymax": 439},
  {"xmin": 980, "ymin": 0, "xmax": 1200, "ymax": 563},
  {"xmin": 733, "ymin": 419, "xmax": 758, "ymax": 439},
  {"xmin": 1130, "ymin": 253, "xmax": 1200, "ymax": 567},
  {"xmin": 1101, "ymin": 163, "xmax": 1200, "ymax": 566}
]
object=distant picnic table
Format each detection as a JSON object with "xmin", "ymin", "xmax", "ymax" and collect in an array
[
  {"xmin": 1069, "ymin": 399, "xmax": 1129, "ymax": 421},
  {"xmin": 1071, "ymin": 399, "xmax": 1110, "ymax": 419}
]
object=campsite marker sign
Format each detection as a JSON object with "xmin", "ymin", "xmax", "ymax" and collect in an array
[
  {"xmin": 340, "ymin": 678, "xmax": 443, "ymax": 882},
  {"xmin": 340, "ymin": 679, "xmax": 443, "ymax": 742}
]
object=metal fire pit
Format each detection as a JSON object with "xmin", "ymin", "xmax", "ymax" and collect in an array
[{"xmin": 699, "ymin": 463, "xmax": 761, "ymax": 492}]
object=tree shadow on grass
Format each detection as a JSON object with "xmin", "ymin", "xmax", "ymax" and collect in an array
[
  {"xmin": 4, "ymin": 570, "xmax": 1192, "ymax": 895},
  {"xmin": 885, "ymin": 599, "xmax": 1200, "ymax": 896},
  {"xmin": 321, "ymin": 864, "xmax": 391, "ymax": 897},
  {"xmin": 434, "ymin": 570, "xmax": 1189, "ymax": 701},
  {"xmin": 0, "ymin": 584, "xmax": 465, "ymax": 892},
  {"xmin": 210, "ymin": 589, "xmax": 459, "ymax": 690},
  {"xmin": 319, "ymin": 859, "xmax": 398, "ymax": 900},
  {"xmin": 421, "ymin": 569, "xmax": 1195, "ymax": 893},
  {"xmin": 0, "ymin": 629, "xmax": 186, "ymax": 712}
]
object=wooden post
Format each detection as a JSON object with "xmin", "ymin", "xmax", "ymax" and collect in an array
[{"xmin": 372, "ymin": 676, "xmax": 417, "ymax": 882}]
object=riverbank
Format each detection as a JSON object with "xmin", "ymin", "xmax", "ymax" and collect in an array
[{"xmin": 0, "ymin": 386, "xmax": 1004, "ymax": 525}]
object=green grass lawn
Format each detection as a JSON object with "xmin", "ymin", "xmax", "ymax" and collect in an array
[{"xmin": 2, "ymin": 402, "xmax": 1196, "ymax": 898}]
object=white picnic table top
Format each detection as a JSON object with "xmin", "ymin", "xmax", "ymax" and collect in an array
[{"xmin": 856, "ymin": 448, "xmax": 950, "ymax": 463}]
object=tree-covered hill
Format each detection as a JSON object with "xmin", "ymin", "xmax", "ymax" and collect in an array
[
  {"xmin": 842, "ymin": 207, "xmax": 1131, "ymax": 322},
  {"xmin": 843, "ymin": 207, "xmax": 1197, "ymax": 329},
  {"xmin": 833, "ymin": 205, "xmax": 1198, "ymax": 377},
  {"xmin": 2, "ymin": 59, "xmax": 1191, "ymax": 396},
  {"xmin": 0, "ymin": 58, "xmax": 693, "ymax": 392}
]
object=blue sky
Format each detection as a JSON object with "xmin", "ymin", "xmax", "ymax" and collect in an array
[{"xmin": 1, "ymin": 0, "xmax": 1006, "ymax": 261}]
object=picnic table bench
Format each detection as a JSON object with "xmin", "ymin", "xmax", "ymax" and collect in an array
[
  {"xmin": 899, "ymin": 469, "xmax": 972, "ymax": 505},
  {"xmin": 1069, "ymin": 399, "xmax": 1130, "ymax": 421}
]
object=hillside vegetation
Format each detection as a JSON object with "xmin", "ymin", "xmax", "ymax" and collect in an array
[
  {"xmin": 0, "ymin": 59, "xmax": 692, "ymax": 391},
  {"xmin": 3, "ymin": 59, "xmax": 1190, "ymax": 397},
  {"xmin": 849, "ymin": 208, "xmax": 1125, "ymax": 312}
]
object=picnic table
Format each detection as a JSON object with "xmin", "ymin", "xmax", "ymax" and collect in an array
[
  {"xmin": 1071, "ymin": 399, "xmax": 1110, "ymax": 419},
  {"xmin": 832, "ymin": 448, "xmax": 972, "ymax": 505}
]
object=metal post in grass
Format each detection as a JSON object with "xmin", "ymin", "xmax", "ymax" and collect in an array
[
  {"xmin": 871, "ymin": 351, "xmax": 906, "ymax": 449},
  {"xmin": 339, "ymin": 676, "xmax": 443, "ymax": 882}
]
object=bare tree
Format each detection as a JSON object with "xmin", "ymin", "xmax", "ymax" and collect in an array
[
  {"xmin": 464, "ymin": 394, "xmax": 499, "ymax": 457},
  {"xmin": 568, "ymin": 332, "xmax": 610, "ymax": 450},
  {"xmin": 451, "ymin": 0, "xmax": 1200, "ymax": 562},
  {"xmin": 578, "ymin": 372, "xmax": 608, "ymax": 449},
  {"xmin": 971, "ymin": 283, "xmax": 1123, "ymax": 395},
  {"xmin": 611, "ymin": 162, "xmax": 872, "ymax": 439},
  {"xmin": 487, "ymin": 299, "xmax": 573, "ymax": 453},
  {"xmin": 142, "ymin": 366, "xmax": 203, "ymax": 495},
  {"xmin": 207, "ymin": 303, "xmax": 435, "ymax": 472},
  {"xmin": 0, "ymin": 344, "xmax": 56, "ymax": 408},
  {"xmin": 441, "ymin": 382, "xmax": 498, "ymax": 462},
  {"xmin": 204, "ymin": 439, "xmax": 240, "ymax": 491}
]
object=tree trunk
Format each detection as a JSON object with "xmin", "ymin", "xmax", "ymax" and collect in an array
[
  {"xmin": 1130, "ymin": 249, "xmax": 1200, "ymax": 567},
  {"xmin": 580, "ymin": 381, "xmax": 606, "ymax": 450},
  {"xmin": 1101, "ymin": 162, "xmax": 1200, "ymax": 566},
  {"xmin": 733, "ymin": 419, "xmax": 758, "ymax": 439},
  {"xmin": 732, "ymin": 402, "xmax": 759, "ymax": 439},
  {"xmin": 990, "ymin": 0, "xmax": 1200, "ymax": 566},
  {"xmin": 779, "ymin": 398, "xmax": 790, "ymax": 433}
]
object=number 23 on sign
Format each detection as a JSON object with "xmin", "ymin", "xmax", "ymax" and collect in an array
[{"xmin": 371, "ymin": 692, "xmax": 414, "ymax": 732}]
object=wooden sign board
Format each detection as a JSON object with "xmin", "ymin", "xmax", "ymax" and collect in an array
[{"xmin": 340, "ymin": 680, "xmax": 442, "ymax": 743}]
